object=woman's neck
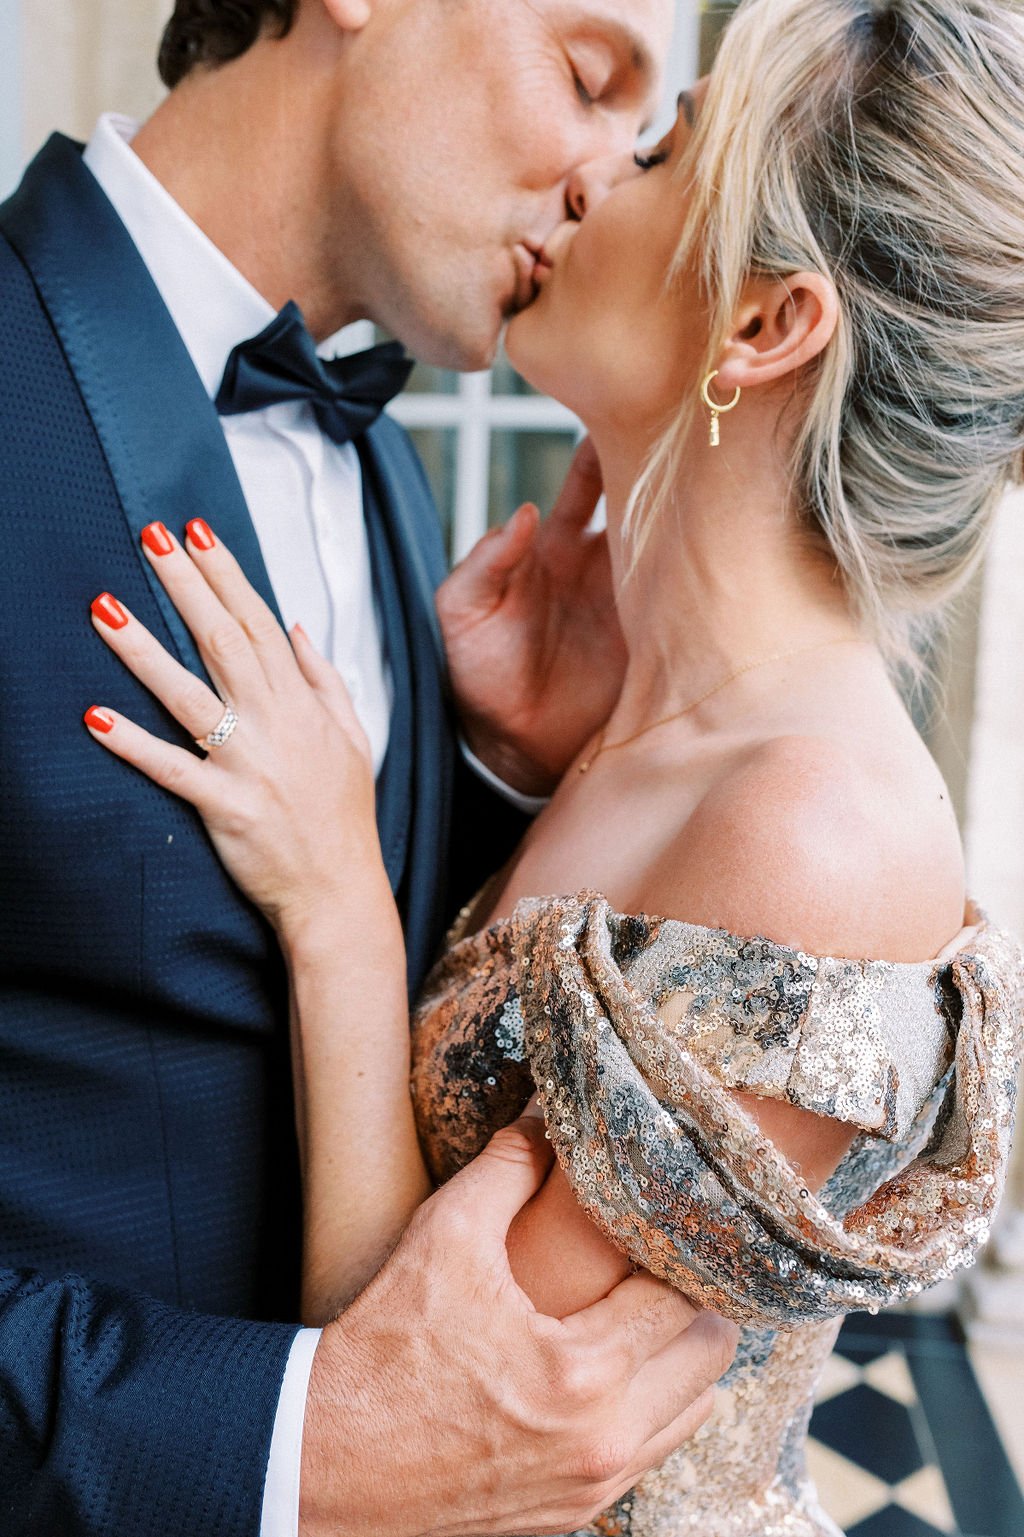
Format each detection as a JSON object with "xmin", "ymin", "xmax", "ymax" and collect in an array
[{"xmin": 593, "ymin": 427, "xmax": 864, "ymax": 741}]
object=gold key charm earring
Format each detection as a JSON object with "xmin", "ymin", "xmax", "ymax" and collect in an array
[{"xmin": 701, "ymin": 370, "xmax": 741, "ymax": 447}]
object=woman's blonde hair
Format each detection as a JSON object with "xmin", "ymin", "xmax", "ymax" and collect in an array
[{"xmin": 630, "ymin": 0, "xmax": 1024, "ymax": 675}]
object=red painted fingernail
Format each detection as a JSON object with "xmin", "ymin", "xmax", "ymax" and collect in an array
[
  {"xmin": 186, "ymin": 518, "xmax": 216, "ymax": 551},
  {"xmin": 84, "ymin": 706, "xmax": 115, "ymax": 734},
  {"xmin": 141, "ymin": 520, "xmax": 174, "ymax": 556},
  {"xmin": 91, "ymin": 593, "xmax": 129, "ymax": 629}
]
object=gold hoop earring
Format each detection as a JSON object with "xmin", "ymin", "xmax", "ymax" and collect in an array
[{"xmin": 700, "ymin": 370, "xmax": 741, "ymax": 447}]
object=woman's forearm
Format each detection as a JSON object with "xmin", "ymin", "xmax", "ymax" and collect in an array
[{"xmin": 282, "ymin": 877, "xmax": 432, "ymax": 1324}]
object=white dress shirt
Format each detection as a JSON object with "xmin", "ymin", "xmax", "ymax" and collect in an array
[
  {"xmin": 84, "ymin": 113, "xmax": 394, "ymax": 776},
  {"xmin": 82, "ymin": 111, "xmax": 543, "ymax": 1537}
]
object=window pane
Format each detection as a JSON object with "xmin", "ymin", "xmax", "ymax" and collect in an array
[
  {"xmin": 405, "ymin": 358, "xmax": 460, "ymax": 395},
  {"xmin": 488, "ymin": 430, "xmax": 578, "ymax": 529},
  {"xmin": 490, "ymin": 343, "xmax": 541, "ymax": 397},
  {"xmin": 700, "ymin": 1, "xmax": 741, "ymax": 72},
  {"xmin": 374, "ymin": 329, "xmax": 458, "ymax": 394},
  {"xmin": 408, "ymin": 428, "xmax": 458, "ymax": 556}
]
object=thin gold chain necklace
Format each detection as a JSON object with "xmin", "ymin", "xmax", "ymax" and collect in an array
[{"xmin": 577, "ymin": 636, "xmax": 865, "ymax": 774}]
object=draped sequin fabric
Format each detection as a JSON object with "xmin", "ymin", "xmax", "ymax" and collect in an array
[{"xmin": 411, "ymin": 890, "xmax": 1024, "ymax": 1537}]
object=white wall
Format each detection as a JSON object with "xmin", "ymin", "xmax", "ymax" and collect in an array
[
  {"xmin": 18, "ymin": 0, "xmax": 169, "ymax": 166},
  {"xmin": 655, "ymin": 1, "xmax": 700, "ymax": 135},
  {"xmin": 1, "ymin": 0, "xmax": 22, "ymax": 197}
]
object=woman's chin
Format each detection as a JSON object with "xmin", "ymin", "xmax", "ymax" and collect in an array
[{"xmin": 505, "ymin": 307, "xmax": 575, "ymax": 410}]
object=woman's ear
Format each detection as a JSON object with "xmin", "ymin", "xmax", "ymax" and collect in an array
[
  {"xmin": 716, "ymin": 272, "xmax": 839, "ymax": 393},
  {"xmin": 319, "ymin": 0, "xmax": 373, "ymax": 32}
]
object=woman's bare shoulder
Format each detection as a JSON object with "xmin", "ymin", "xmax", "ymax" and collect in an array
[{"xmin": 637, "ymin": 732, "xmax": 965, "ymax": 963}]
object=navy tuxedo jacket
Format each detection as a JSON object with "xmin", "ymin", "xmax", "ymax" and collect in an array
[{"xmin": 0, "ymin": 135, "xmax": 525, "ymax": 1535}]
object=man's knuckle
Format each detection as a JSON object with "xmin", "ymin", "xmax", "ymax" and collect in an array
[
  {"xmin": 573, "ymin": 1434, "xmax": 629, "ymax": 1488},
  {"xmin": 691, "ymin": 1386, "xmax": 716, "ymax": 1430},
  {"xmin": 669, "ymin": 1291, "xmax": 700, "ymax": 1329},
  {"xmin": 712, "ymin": 1323, "xmax": 739, "ymax": 1379},
  {"xmin": 697, "ymin": 1315, "xmax": 739, "ymax": 1382},
  {"xmin": 425, "ymin": 1196, "xmax": 475, "ymax": 1255},
  {"xmin": 553, "ymin": 1349, "xmax": 600, "ymax": 1408},
  {"xmin": 485, "ymin": 1120, "xmax": 541, "ymax": 1166}
]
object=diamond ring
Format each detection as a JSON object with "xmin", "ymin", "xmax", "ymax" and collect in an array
[{"xmin": 196, "ymin": 704, "xmax": 239, "ymax": 751}]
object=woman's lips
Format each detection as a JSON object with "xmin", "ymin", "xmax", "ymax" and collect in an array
[{"xmin": 534, "ymin": 250, "xmax": 554, "ymax": 285}]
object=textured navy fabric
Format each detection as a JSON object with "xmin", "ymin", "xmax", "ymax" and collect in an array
[{"xmin": 0, "ymin": 135, "xmax": 526, "ymax": 1534}]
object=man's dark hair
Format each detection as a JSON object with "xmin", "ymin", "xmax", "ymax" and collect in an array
[{"xmin": 158, "ymin": 1, "xmax": 298, "ymax": 89}]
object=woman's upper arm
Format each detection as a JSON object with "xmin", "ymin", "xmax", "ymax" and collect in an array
[
  {"xmin": 507, "ymin": 1157, "xmax": 634, "ymax": 1317},
  {"xmin": 505, "ymin": 1094, "xmax": 857, "ymax": 1319}
]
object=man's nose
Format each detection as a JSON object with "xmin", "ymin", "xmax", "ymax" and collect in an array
[{"xmin": 565, "ymin": 151, "xmax": 641, "ymax": 221}]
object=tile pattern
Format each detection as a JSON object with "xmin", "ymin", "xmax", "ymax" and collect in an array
[{"xmin": 808, "ymin": 1312, "xmax": 1024, "ymax": 1537}]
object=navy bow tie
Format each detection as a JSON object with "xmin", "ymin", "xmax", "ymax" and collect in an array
[{"xmin": 215, "ymin": 300, "xmax": 414, "ymax": 445}]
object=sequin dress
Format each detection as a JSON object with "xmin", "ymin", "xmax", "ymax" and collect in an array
[{"xmin": 410, "ymin": 890, "xmax": 1024, "ymax": 1537}]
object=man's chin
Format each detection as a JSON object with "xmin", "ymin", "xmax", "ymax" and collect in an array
[{"xmin": 410, "ymin": 319, "xmax": 501, "ymax": 374}]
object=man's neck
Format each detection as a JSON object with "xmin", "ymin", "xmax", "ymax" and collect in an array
[{"xmin": 131, "ymin": 67, "xmax": 362, "ymax": 340}]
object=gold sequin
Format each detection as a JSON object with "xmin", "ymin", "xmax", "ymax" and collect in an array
[{"xmin": 410, "ymin": 890, "xmax": 1024, "ymax": 1537}]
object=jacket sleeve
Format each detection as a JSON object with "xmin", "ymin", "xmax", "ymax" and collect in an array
[
  {"xmin": 0, "ymin": 1266, "xmax": 299, "ymax": 1537},
  {"xmin": 446, "ymin": 750, "xmax": 532, "ymax": 925}
]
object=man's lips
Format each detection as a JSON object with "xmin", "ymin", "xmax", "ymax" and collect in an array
[{"xmin": 512, "ymin": 243, "xmax": 541, "ymax": 311}]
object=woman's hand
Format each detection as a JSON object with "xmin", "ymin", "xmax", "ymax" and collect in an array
[
  {"xmin": 84, "ymin": 519, "xmax": 423, "ymax": 1307},
  {"xmin": 83, "ymin": 517, "xmax": 382, "ymax": 939}
]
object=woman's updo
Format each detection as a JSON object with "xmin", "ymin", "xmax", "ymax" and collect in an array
[{"xmin": 635, "ymin": 0, "xmax": 1024, "ymax": 672}]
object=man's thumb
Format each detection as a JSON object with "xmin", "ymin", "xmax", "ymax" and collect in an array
[
  {"xmin": 448, "ymin": 503, "xmax": 539, "ymax": 601},
  {"xmin": 438, "ymin": 1111, "xmax": 554, "ymax": 1240}
]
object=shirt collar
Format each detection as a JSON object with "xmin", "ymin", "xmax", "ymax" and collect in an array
[{"xmin": 82, "ymin": 113, "xmax": 277, "ymax": 400}]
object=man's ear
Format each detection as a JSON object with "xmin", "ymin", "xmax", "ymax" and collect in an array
[
  {"xmin": 319, "ymin": 0, "xmax": 373, "ymax": 32},
  {"xmin": 714, "ymin": 272, "xmax": 839, "ymax": 395}
]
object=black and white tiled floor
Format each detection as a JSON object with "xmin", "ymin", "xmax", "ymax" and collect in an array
[{"xmin": 808, "ymin": 1313, "xmax": 1024, "ymax": 1537}]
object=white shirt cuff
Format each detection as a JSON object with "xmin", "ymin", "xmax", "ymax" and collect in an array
[
  {"xmin": 459, "ymin": 738, "xmax": 551, "ymax": 816},
  {"xmin": 261, "ymin": 1327, "xmax": 323, "ymax": 1537}
]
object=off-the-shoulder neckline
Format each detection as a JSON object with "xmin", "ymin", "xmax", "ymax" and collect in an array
[{"xmin": 447, "ymin": 887, "xmax": 983, "ymax": 973}]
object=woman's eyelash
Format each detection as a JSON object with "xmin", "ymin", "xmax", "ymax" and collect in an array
[{"xmin": 633, "ymin": 149, "xmax": 670, "ymax": 171}]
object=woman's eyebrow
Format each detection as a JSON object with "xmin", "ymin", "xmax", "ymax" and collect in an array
[{"xmin": 677, "ymin": 89, "xmax": 695, "ymax": 126}]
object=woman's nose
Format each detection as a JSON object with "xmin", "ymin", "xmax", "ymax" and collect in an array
[{"xmin": 565, "ymin": 151, "xmax": 642, "ymax": 220}]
